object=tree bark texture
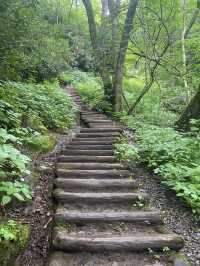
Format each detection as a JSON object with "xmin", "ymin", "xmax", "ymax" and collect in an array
[{"xmin": 113, "ymin": 0, "xmax": 139, "ymax": 112}]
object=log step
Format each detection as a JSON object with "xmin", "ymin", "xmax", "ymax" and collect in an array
[
  {"xmin": 89, "ymin": 124, "xmax": 115, "ymax": 128},
  {"xmin": 61, "ymin": 150, "xmax": 114, "ymax": 156},
  {"xmin": 57, "ymin": 163, "xmax": 127, "ymax": 170},
  {"xmin": 58, "ymin": 155, "xmax": 116, "ymax": 163},
  {"xmin": 54, "ymin": 178, "xmax": 138, "ymax": 191},
  {"xmin": 71, "ymin": 140, "xmax": 116, "ymax": 145},
  {"xmin": 55, "ymin": 209, "xmax": 163, "ymax": 224},
  {"xmin": 80, "ymin": 128, "xmax": 122, "ymax": 133},
  {"xmin": 76, "ymin": 133, "xmax": 120, "ymax": 138},
  {"xmin": 82, "ymin": 117, "xmax": 107, "ymax": 120},
  {"xmin": 72, "ymin": 137, "xmax": 117, "ymax": 141},
  {"xmin": 86, "ymin": 120, "xmax": 113, "ymax": 123},
  {"xmin": 56, "ymin": 169, "xmax": 130, "ymax": 178},
  {"xmin": 53, "ymin": 189, "xmax": 147, "ymax": 203},
  {"xmin": 64, "ymin": 145, "xmax": 113, "ymax": 150},
  {"xmin": 53, "ymin": 232, "xmax": 183, "ymax": 252},
  {"xmin": 81, "ymin": 114, "xmax": 107, "ymax": 117},
  {"xmin": 81, "ymin": 111, "xmax": 104, "ymax": 114}
]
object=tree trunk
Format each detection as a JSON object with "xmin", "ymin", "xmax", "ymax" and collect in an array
[
  {"xmin": 101, "ymin": 0, "xmax": 109, "ymax": 17},
  {"xmin": 108, "ymin": 0, "xmax": 121, "ymax": 70},
  {"xmin": 100, "ymin": 0, "xmax": 115, "ymax": 105},
  {"xmin": 181, "ymin": 0, "xmax": 190, "ymax": 103},
  {"xmin": 82, "ymin": 0, "xmax": 114, "ymax": 107},
  {"xmin": 83, "ymin": 0, "xmax": 139, "ymax": 111},
  {"xmin": 82, "ymin": 0, "xmax": 98, "ymax": 52},
  {"xmin": 113, "ymin": 0, "xmax": 139, "ymax": 112},
  {"xmin": 176, "ymin": 86, "xmax": 200, "ymax": 130}
]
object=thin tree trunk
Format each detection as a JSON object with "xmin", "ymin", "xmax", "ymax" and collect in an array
[
  {"xmin": 108, "ymin": 0, "xmax": 121, "ymax": 70},
  {"xmin": 113, "ymin": 0, "xmax": 139, "ymax": 112},
  {"xmin": 181, "ymin": 0, "xmax": 190, "ymax": 103},
  {"xmin": 101, "ymin": 0, "xmax": 109, "ymax": 17},
  {"xmin": 82, "ymin": 0, "xmax": 114, "ymax": 104},
  {"xmin": 82, "ymin": 0, "xmax": 98, "ymax": 52}
]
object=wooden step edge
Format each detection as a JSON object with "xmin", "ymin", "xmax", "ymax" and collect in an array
[
  {"xmin": 72, "ymin": 137, "xmax": 118, "ymax": 141},
  {"xmin": 61, "ymin": 150, "xmax": 114, "ymax": 156},
  {"xmin": 80, "ymin": 128, "xmax": 122, "ymax": 133},
  {"xmin": 76, "ymin": 134, "xmax": 120, "ymax": 138},
  {"xmin": 85, "ymin": 120, "xmax": 113, "ymax": 123},
  {"xmin": 71, "ymin": 141, "xmax": 116, "ymax": 145},
  {"xmin": 54, "ymin": 178, "xmax": 138, "ymax": 189},
  {"xmin": 63, "ymin": 145, "xmax": 114, "ymax": 150},
  {"xmin": 56, "ymin": 162, "xmax": 127, "ymax": 170},
  {"xmin": 56, "ymin": 169, "xmax": 131, "ymax": 178},
  {"xmin": 53, "ymin": 232, "xmax": 184, "ymax": 252},
  {"xmin": 55, "ymin": 209, "xmax": 163, "ymax": 224},
  {"xmin": 57, "ymin": 155, "xmax": 116, "ymax": 163},
  {"xmin": 53, "ymin": 189, "xmax": 147, "ymax": 203}
]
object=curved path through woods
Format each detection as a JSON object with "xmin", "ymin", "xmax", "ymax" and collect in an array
[{"xmin": 47, "ymin": 87, "xmax": 184, "ymax": 266}]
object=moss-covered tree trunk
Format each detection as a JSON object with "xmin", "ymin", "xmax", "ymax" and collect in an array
[{"xmin": 177, "ymin": 86, "xmax": 200, "ymax": 130}]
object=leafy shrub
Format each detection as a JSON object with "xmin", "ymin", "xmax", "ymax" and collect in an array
[
  {"xmin": 114, "ymin": 137, "xmax": 140, "ymax": 162},
  {"xmin": 0, "ymin": 100, "xmax": 21, "ymax": 129},
  {"xmin": 0, "ymin": 80, "xmax": 77, "ymax": 208},
  {"xmin": 134, "ymin": 123, "xmax": 200, "ymax": 216},
  {"xmin": 0, "ymin": 144, "xmax": 30, "ymax": 179},
  {"xmin": 0, "ymin": 129, "xmax": 30, "ymax": 179},
  {"xmin": 117, "ymin": 114, "xmax": 200, "ymax": 216},
  {"xmin": 0, "ymin": 220, "xmax": 29, "ymax": 266},
  {"xmin": 0, "ymin": 181, "xmax": 31, "ymax": 206},
  {"xmin": 0, "ymin": 81, "xmax": 78, "ymax": 132}
]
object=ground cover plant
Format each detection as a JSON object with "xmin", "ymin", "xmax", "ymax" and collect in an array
[
  {"xmin": 116, "ymin": 116, "xmax": 200, "ymax": 218},
  {"xmin": 0, "ymin": 79, "xmax": 78, "ymax": 264}
]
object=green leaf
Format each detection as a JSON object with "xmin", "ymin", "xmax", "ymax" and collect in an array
[
  {"xmin": 14, "ymin": 193, "xmax": 25, "ymax": 201},
  {"xmin": 1, "ymin": 195, "xmax": 11, "ymax": 205}
]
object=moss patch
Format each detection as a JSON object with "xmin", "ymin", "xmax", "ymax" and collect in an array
[{"xmin": 0, "ymin": 220, "xmax": 29, "ymax": 266}]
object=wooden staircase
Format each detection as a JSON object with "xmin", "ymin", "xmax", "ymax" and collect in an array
[{"xmin": 48, "ymin": 87, "xmax": 183, "ymax": 266}]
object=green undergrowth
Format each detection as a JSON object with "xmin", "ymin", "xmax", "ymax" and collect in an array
[
  {"xmin": 0, "ymin": 79, "xmax": 78, "ymax": 199},
  {"xmin": 116, "ymin": 115, "xmax": 200, "ymax": 218},
  {"xmin": 60, "ymin": 69, "xmax": 112, "ymax": 113},
  {"xmin": 0, "ymin": 79, "xmax": 78, "ymax": 264},
  {"xmin": 0, "ymin": 220, "xmax": 29, "ymax": 266},
  {"xmin": 123, "ymin": 76, "xmax": 179, "ymax": 127}
]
